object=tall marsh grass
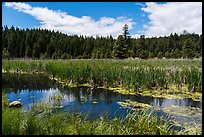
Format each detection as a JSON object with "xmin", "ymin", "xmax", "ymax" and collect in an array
[
  {"xmin": 3, "ymin": 91, "xmax": 199, "ymax": 135},
  {"xmin": 2, "ymin": 105, "xmax": 176, "ymax": 135},
  {"xmin": 2, "ymin": 59, "xmax": 202, "ymax": 93}
]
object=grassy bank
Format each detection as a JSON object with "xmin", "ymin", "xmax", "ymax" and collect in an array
[
  {"xmin": 2, "ymin": 92, "xmax": 175, "ymax": 135},
  {"xmin": 2, "ymin": 106, "xmax": 176, "ymax": 135},
  {"xmin": 2, "ymin": 59, "xmax": 202, "ymax": 101},
  {"xmin": 2, "ymin": 92, "xmax": 201, "ymax": 135}
]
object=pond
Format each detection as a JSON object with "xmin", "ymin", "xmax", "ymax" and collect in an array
[{"xmin": 2, "ymin": 73, "xmax": 202, "ymax": 131}]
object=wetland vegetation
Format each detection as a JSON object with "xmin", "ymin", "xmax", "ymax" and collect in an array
[
  {"xmin": 2, "ymin": 104, "xmax": 175, "ymax": 135},
  {"xmin": 2, "ymin": 59, "xmax": 202, "ymax": 135},
  {"xmin": 2, "ymin": 9, "xmax": 202, "ymax": 135},
  {"xmin": 2, "ymin": 59, "xmax": 202, "ymax": 101}
]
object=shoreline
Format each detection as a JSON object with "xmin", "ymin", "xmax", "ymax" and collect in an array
[{"xmin": 3, "ymin": 70, "xmax": 201, "ymax": 102}]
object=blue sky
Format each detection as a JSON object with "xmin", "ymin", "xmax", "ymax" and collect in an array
[{"xmin": 2, "ymin": 2, "xmax": 202, "ymax": 38}]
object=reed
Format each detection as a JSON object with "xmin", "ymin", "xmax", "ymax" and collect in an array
[
  {"xmin": 2, "ymin": 104, "xmax": 176, "ymax": 135},
  {"xmin": 2, "ymin": 59, "xmax": 202, "ymax": 94}
]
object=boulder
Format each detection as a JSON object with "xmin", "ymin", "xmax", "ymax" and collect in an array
[{"xmin": 9, "ymin": 101, "xmax": 22, "ymax": 108}]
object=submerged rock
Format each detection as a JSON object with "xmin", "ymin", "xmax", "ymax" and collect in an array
[{"xmin": 9, "ymin": 101, "xmax": 22, "ymax": 108}]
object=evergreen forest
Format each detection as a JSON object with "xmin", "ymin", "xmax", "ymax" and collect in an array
[{"xmin": 2, "ymin": 25, "xmax": 202, "ymax": 59}]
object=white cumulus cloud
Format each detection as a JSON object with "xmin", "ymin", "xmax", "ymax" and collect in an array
[
  {"xmin": 140, "ymin": 2, "xmax": 202, "ymax": 37},
  {"xmin": 4, "ymin": 2, "xmax": 135, "ymax": 38},
  {"xmin": 5, "ymin": 2, "xmax": 202, "ymax": 38}
]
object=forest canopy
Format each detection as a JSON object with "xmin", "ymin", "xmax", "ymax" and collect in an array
[{"xmin": 2, "ymin": 25, "xmax": 202, "ymax": 59}]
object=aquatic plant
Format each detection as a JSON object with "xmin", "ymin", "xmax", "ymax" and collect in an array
[
  {"xmin": 2, "ymin": 104, "xmax": 177, "ymax": 135},
  {"xmin": 2, "ymin": 59, "xmax": 202, "ymax": 99}
]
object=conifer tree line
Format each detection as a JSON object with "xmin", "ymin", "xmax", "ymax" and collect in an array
[{"xmin": 2, "ymin": 25, "xmax": 202, "ymax": 59}]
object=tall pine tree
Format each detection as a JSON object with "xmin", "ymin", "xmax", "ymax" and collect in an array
[{"xmin": 112, "ymin": 35, "xmax": 127, "ymax": 59}]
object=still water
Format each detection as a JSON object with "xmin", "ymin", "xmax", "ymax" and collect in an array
[{"xmin": 2, "ymin": 73, "xmax": 202, "ymax": 130}]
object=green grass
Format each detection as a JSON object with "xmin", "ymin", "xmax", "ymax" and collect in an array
[
  {"xmin": 3, "ymin": 91, "xmax": 175, "ymax": 135},
  {"xmin": 2, "ymin": 59, "xmax": 202, "ymax": 94},
  {"xmin": 2, "ymin": 60, "xmax": 202, "ymax": 135},
  {"xmin": 3, "ymin": 98, "xmax": 201, "ymax": 135},
  {"xmin": 2, "ymin": 104, "xmax": 177, "ymax": 135}
]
